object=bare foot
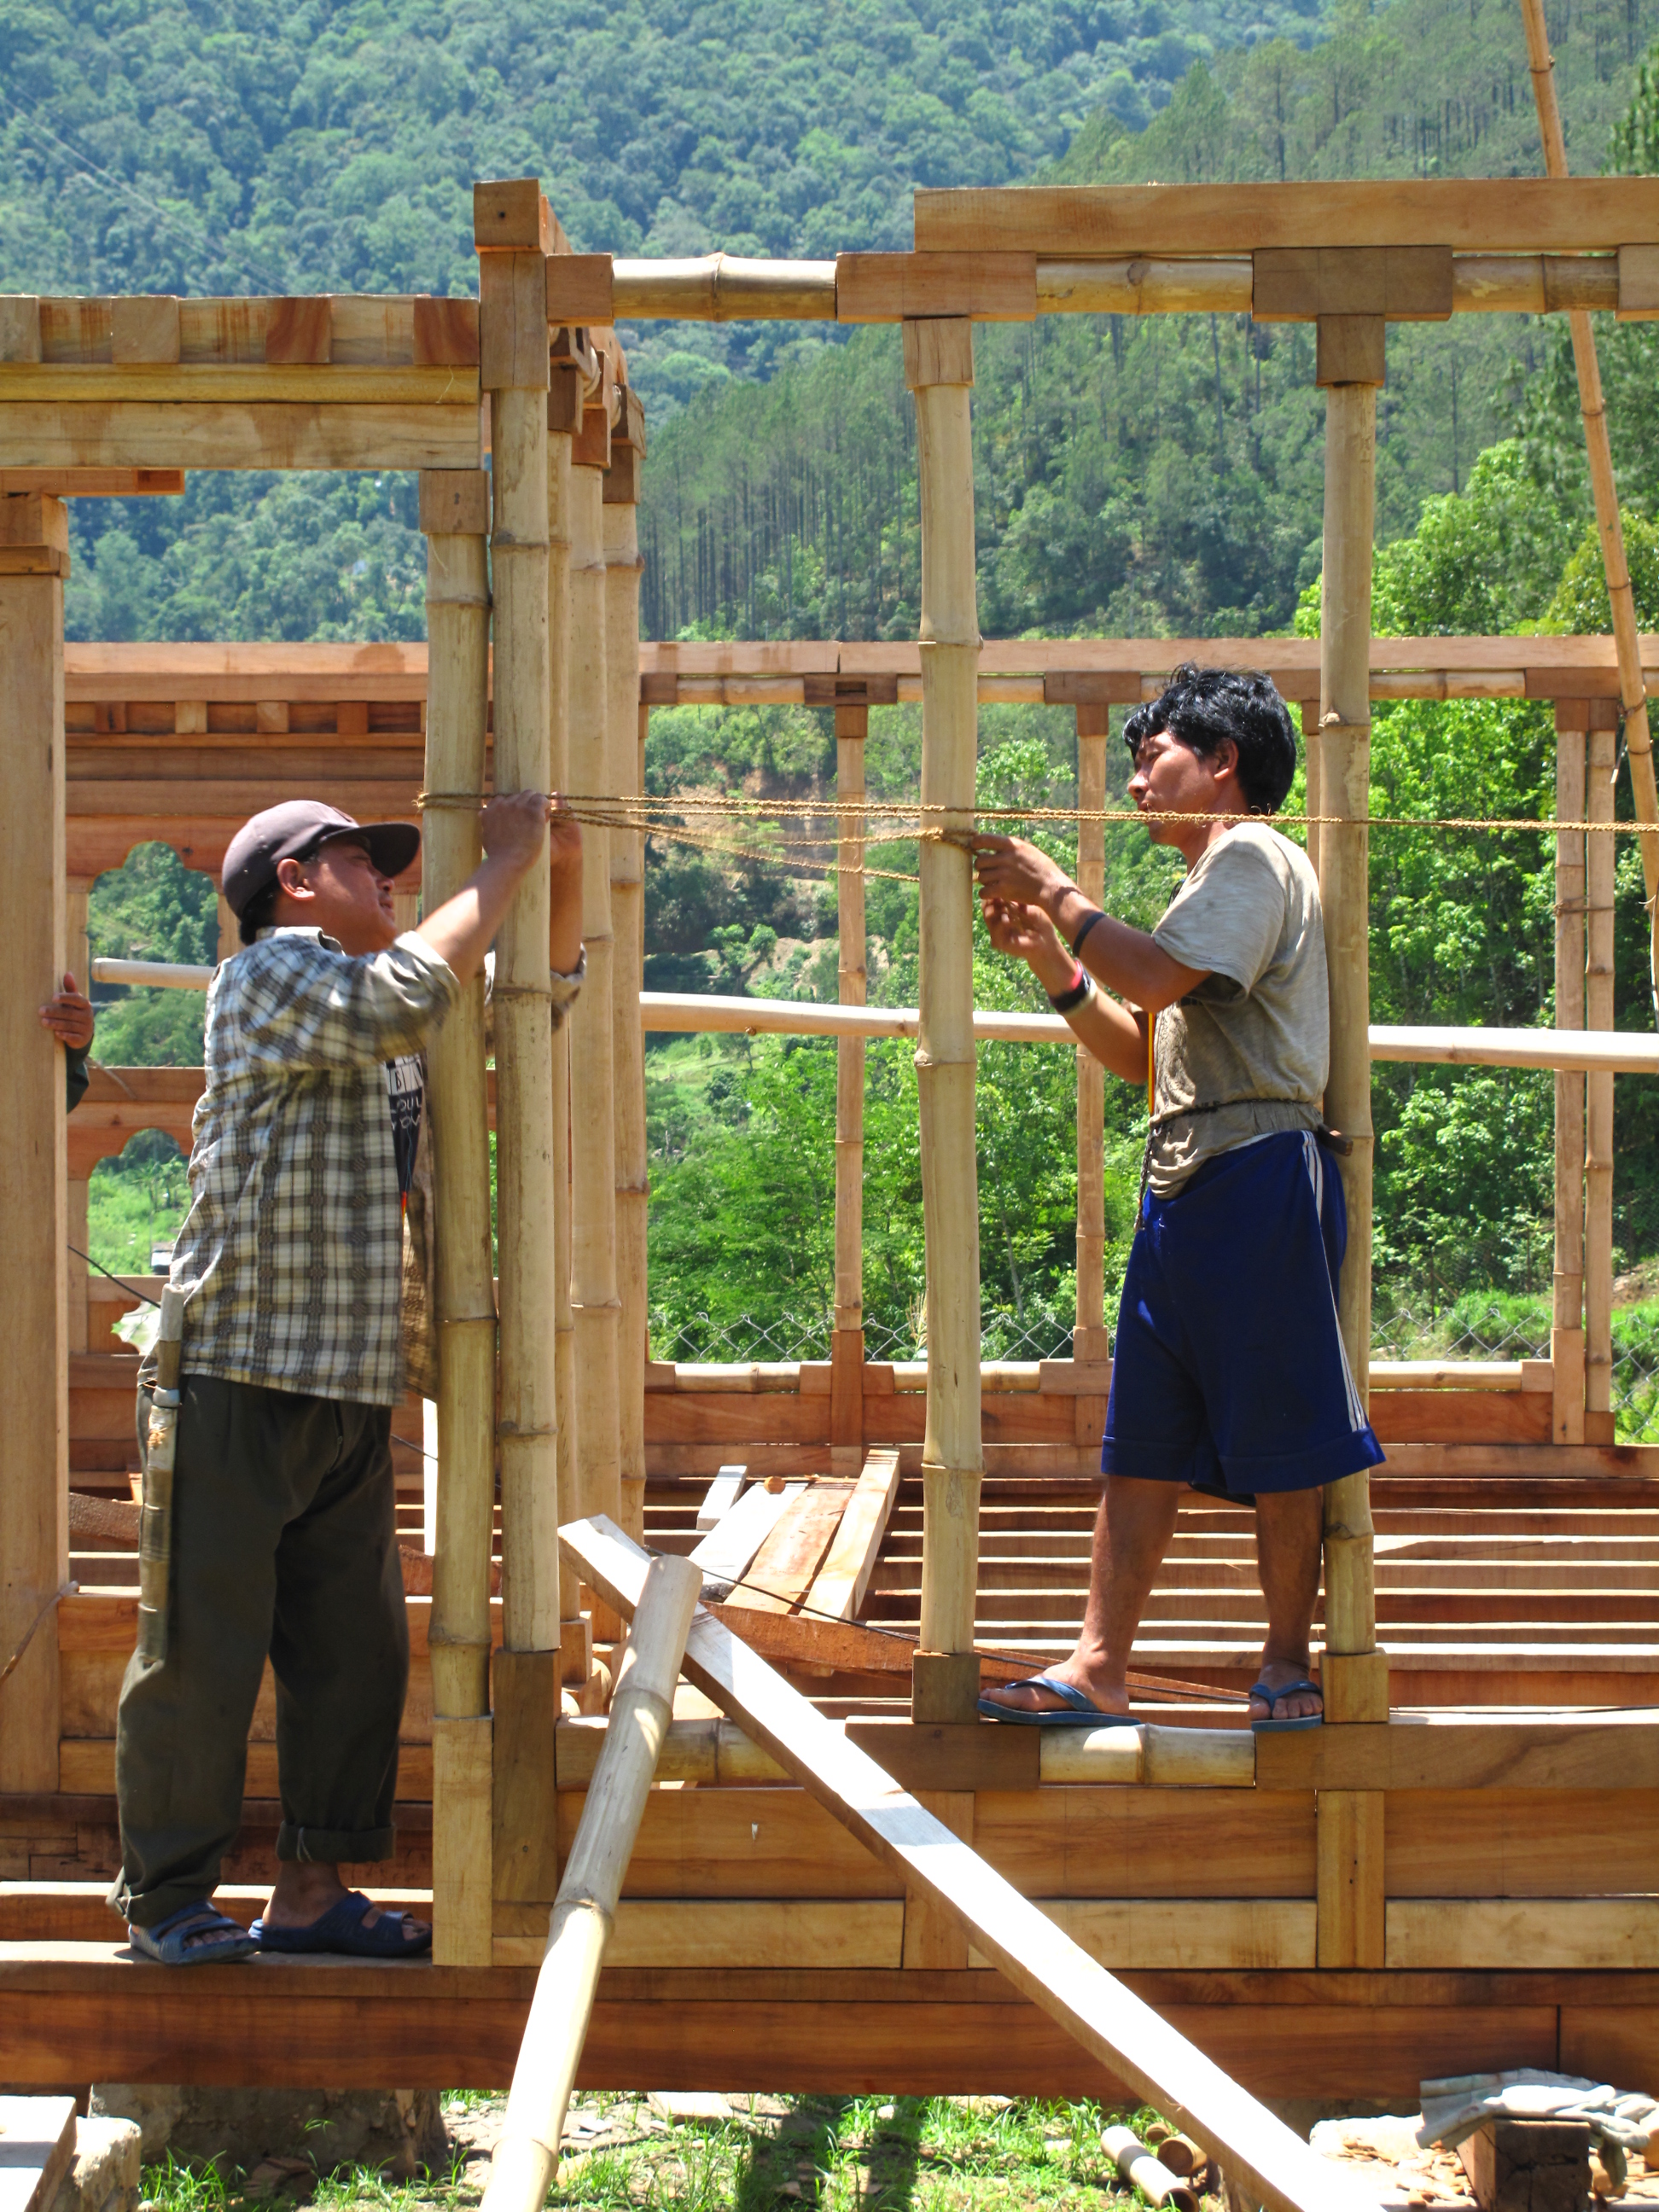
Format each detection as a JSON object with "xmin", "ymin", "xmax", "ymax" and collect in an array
[
  {"xmin": 261, "ymin": 1863, "xmax": 430, "ymax": 1946},
  {"xmin": 1249, "ymin": 1654, "xmax": 1323, "ymax": 1725},
  {"xmin": 979, "ymin": 1660, "xmax": 1131, "ymax": 1720}
]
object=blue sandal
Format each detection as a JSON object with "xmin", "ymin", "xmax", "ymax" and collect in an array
[
  {"xmin": 977, "ymin": 1672, "xmax": 1141, "ymax": 1728},
  {"xmin": 251, "ymin": 1890, "xmax": 431, "ymax": 1958},
  {"xmin": 129, "ymin": 1900, "xmax": 260, "ymax": 1966},
  {"xmin": 1249, "ymin": 1675, "xmax": 1324, "ymax": 1732}
]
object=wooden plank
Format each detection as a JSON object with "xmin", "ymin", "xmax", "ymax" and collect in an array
[
  {"xmin": 806, "ymin": 1450, "xmax": 902, "ymax": 1621},
  {"xmin": 913, "ymin": 180, "xmax": 1659, "ymax": 257},
  {"xmin": 562, "ymin": 1516, "xmax": 1368, "ymax": 2212},
  {"xmin": 558, "ymin": 1784, "xmax": 902, "ymax": 1900},
  {"xmin": 1387, "ymin": 1900, "xmax": 1659, "ymax": 1970},
  {"xmin": 688, "ymin": 1481, "xmax": 805, "ymax": 1589},
  {"xmin": 1058, "ymin": 1900, "xmax": 1316, "ymax": 1973},
  {"xmin": 0, "ymin": 469, "xmax": 183, "ymax": 497},
  {"xmin": 492, "ymin": 1650, "xmax": 561, "ymax": 1904},
  {"xmin": 649, "ymin": 1394, "xmax": 829, "ymax": 1445},
  {"xmin": 1255, "ymin": 1714, "xmax": 1659, "ymax": 1792},
  {"xmin": 1368, "ymin": 1393, "xmax": 1551, "ymax": 1445},
  {"xmin": 432, "ymin": 1714, "xmax": 492, "ymax": 1966},
  {"xmin": 835, "ymin": 253, "xmax": 1038, "ymax": 322},
  {"xmin": 903, "ymin": 1791, "xmax": 974, "ymax": 1969},
  {"xmin": 1373, "ymin": 1444, "xmax": 1659, "ymax": 1479},
  {"xmin": 60, "ymin": 1738, "xmax": 434, "ymax": 1798},
  {"xmin": 0, "ymin": 404, "xmax": 483, "ymax": 472},
  {"xmin": 493, "ymin": 1899, "xmax": 905, "ymax": 1970},
  {"xmin": 1316, "ymin": 1793, "xmax": 1384, "ymax": 1969},
  {"xmin": 0, "ymin": 2095, "xmax": 77, "ymax": 2212},
  {"xmin": 847, "ymin": 1720, "xmax": 1039, "ymax": 1793},
  {"xmin": 1385, "ymin": 1790, "xmax": 1659, "ymax": 1898},
  {"xmin": 1253, "ymin": 247, "xmax": 1452, "ymax": 321},
  {"xmin": 695, "ymin": 1464, "xmax": 748, "ymax": 1532},
  {"xmin": 740, "ymin": 1480, "xmax": 854, "ymax": 1613},
  {"xmin": 974, "ymin": 1790, "xmax": 1315, "ymax": 1901},
  {"xmin": 0, "ymin": 1882, "xmax": 428, "ymax": 1943}
]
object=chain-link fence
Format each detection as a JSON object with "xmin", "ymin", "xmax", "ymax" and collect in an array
[{"xmin": 649, "ymin": 1302, "xmax": 1076, "ymax": 1366}]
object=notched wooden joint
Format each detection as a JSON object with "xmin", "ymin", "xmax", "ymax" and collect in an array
[
  {"xmin": 474, "ymin": 178, "xmax": 553, "ymax": 253},
  {"xmin": 901, "ymin": 317, "xmax": 975, "ymax": 390},
  {"xmin": 1254, "ymin": 246, "xmax": 1452, "ymax": 324},
  {"xmin": 111, "ymin": 296, "xmax": 181, "ymax": 365},
  {"xmin": 1315, "ymin": 314, "xmax": 1386, "ymax": 387},
  {"xmin": 1618, "ymin": 242, "xmax": 1659, "ymax": 321},
  {"xmin": 265, "ymin": 297, "xmax": 333, "ymax": 366},
  {"xmin": 413, "ymin": 296, "xmax": 480, "ymax": 369},
  {"xmin": 546, "ymin": 253, "xmax": 614, "ymax": 328},
  {"xmin": 418, "ymin": 469, "xmax": 492, "ymax": 537}
]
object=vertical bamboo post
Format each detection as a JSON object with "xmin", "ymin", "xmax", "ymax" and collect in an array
[
  {"xmin": 568, "ymin": 371, "xmax": 623, "ymax": 1566},
  {"xmin": 604, "ymin": 387, "xmax": 648, "ymax": 1543},
  {"xmin": 1586, "ymin": 712, "xmax": 1617, "ymax": 1440},
  {"xmin": 1314, "ymin": 318, "xmax": 1385, "ymax": 1969},
  {"xmin": 549, "ymin": 352, "xmax": 585, "ymax": 1680},
  {"xmin": 66, "ymin": 876, "xmax": 91, "ymax": 1355},
  {"xmin": 1522, "ymin": 0, "xmax": 1659, "ymax": 1010},
  {"xmin": 1074, "ymin": 704, "xmax": 1109, "ymax": 1366},
  {"xmin": 1300, "ymin": 702, "xmax": 1324, "ymax": 886},
  {"xmin": 905, "ymin": 318, "xmax": 982, "ymax": 1726},
  {"xmin": 1553, "ymin": 706, "xmax": 1588, "ymax": 1446},
  {"xmin": 420, "ymin": 468, "xmax": 496, "ymax": 1965},
  {"xmin": 478, "ymin": 205, "xmax": 562, "ymax": 1919},
  {"xmin": 831, "ymin": 701, "xmax": 869, "ymax": 1472},
  {"xmin": 0, "ymin": 494, "xmax": 68, "ymax": 1791}
]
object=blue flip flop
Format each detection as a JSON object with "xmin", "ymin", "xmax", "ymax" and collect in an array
[
  {"xmin": 251, "ymin": 1890, "xmax": 431, "ymax": 1958},
  {"xmin": 128, "ymin": 1899, "xmax": 260, "ymax": 1966},
  {"xmin": 1249, "ymin": 1675, "xmax": 1324, "ymax": 1732},
  {"xmin": 977, "ymin": 1672, "xmax": 1141, "ymax": 1728}
]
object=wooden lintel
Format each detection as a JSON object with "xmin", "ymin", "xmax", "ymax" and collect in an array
[
  {"xmin": 1254, "ymin": 247, "xmax": 1453, "ymax": 323},
  {"xmin": 0, "ymin": 469, "xmax": 183, "ymax": 497},
  {"xmin": 836, "ymin": 252, "xmax": 1038, "ymax": 323},
  {"xmin": 1257, "ymin": 1714, "xmax": 1659, "ymax": 1792},
  {"xmin": 0, "ymin": 403, "xmax": 483, "ymax": 473}
]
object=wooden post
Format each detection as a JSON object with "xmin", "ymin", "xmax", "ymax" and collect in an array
[
  {"xmin": 480, "ymin": 1549, "xmax": 700, "ymax": 2212},
  {"xmin": 65, "ymin": 876, "xmax": 91, "ymax": 1356},
  {"xmin": 420, "ymin": 468, "xmax": 496, "ymax": 1966},
  {"xmin": 478, "ymin": 209, "xmax": 562, "ymax": 1912},
  {"xmin": 568, "ymin": 381, "xmax": 623, "ymax": 1561},
  {"xmin": 1553, "ymin": 706, "xmax": 1588, "ymax": 1447},
  {"xmin": 604, "ymin": 407, "xmax": 648, "ymax": 1543},
  {"xmin": 548, "ymin": 358, "xmax": 586, "ymax": 1684},
  {"xmin": 1586, "ymin": 710, "xmax": 1617, "ymax": 1442},
  {"xmin": 1522, "ymin": 0, "xmax": 1659, "ymax": 1012},
  {"xmin": 904, "ymin": 319, "xmax": 982, "ymax": 1725},
  {"xmin": 1314, "ymin": 317, "xmax": 1385, "ymax": 1967},
  {"xmin": 1074, "ymin": 704, "xmax": 1109, "ymax": 1366},
  {"xmin": 831, "ymin": 702, "xmax": 868, "ymax": 1472},
  {"xmin": 0, "ymin": 494, "xmax": 68, "ymax": 1792}
]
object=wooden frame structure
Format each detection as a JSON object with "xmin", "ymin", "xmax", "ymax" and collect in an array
[{"xmin": 6, "ymin": 175, "xmax": 1659, "ymax": 2107}]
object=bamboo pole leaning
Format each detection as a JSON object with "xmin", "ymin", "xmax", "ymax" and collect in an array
[
  {"xmin": 604, "ymin": 463, "xmax": 648, "ymax": 1543},
  {"xmin": 568, "ymin": 404, "xmax": 623, "ymax": 1549},
  {"xmin": 1553, "ymin": 711, "xmax": 1588, "ymax": 1446},
  {"xmin": 832, "ymin": 703, "xmax": 869, "ymax": 1464},
  {"xmin": 1074, "ymin": 704, "xmax": 1108, "ymax": 1359},
  {"xmin": 905, "ymin": 317, "xmax": 983, "ymax": 1726},
  {"xmin": 480, "ymin": 1549, "xmax": 701, "ymax": 2212},
  {"xmin": 1520, "ymin": 0, "xmax": 1659, "ymax": 1014},
  {"xmin": 1586, "ymin": 719, "xmax": 1616, "ymax": 1432}
]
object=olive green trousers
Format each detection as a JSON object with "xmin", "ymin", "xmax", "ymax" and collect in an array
[{"xmin": 109, "ymin": 1373, "xmax": 408, "ymax": 1930}]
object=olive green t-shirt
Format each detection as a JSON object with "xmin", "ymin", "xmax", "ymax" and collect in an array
[{"xmin": 1145, "ymin": 822, "xmax": 1328, "ymax": 1195}]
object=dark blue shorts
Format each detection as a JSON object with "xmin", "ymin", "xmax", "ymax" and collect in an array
[{"xmin": 1101, "ymin": 1128, "xmax": 1386, "ymax": 1499}]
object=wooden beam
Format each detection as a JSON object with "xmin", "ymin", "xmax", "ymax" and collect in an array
[
  {"xmin": 736, "ymin": 1479, "xmax": 855, "ymax": 1614},
  {"xmin": 0, "ymin": 469, "xmax": 183, "ymax": 497},
  {"xmin": 562, "ymin": 1515, "xmax": 1382, "ymax": 2212},
  {"xmin": 0, "ymin": 404, "xmax": 482, "ymax": 472},
  {"xmin": 1254, "ymin": 1713, "xmax": 1659, "ymax": 1791},
  {"xmin": 912, "ymin": 180, "xmax": 1659, "ymax": 257},
  {"xmin": 836, "ymin": 253, "xmax": 1037, "ymax": 323}
]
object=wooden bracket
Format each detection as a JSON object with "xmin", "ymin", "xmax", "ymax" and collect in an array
[
  {"xmin": 1254, "ymin": 246, "xmax": 1452, "ymax": 323},
  {"xmin": 1316, "ymin": 314, "xmax": 1386, "ymax": 387},
  {"xmin": 491, "ymin": 1646, "xmax": 562, "ymax": 1903},
  {"xmin": 474, "ymin": 178, "xmax": 559, "ymax": 253},
  {"xmin": 573, "ymin": 398, "xmax": 612, "ymax": 472},
  {"xmin": 901, "ymin": 317, "xmax": 975, "ymax": 391},
  {"xmin": 911, "ymin": 1649, "xmax": 982, "ymax": 1723},
  {"xmin": 418, "ymin": 469, "xmax": 491, "ymax": 538},
  {"xmin": 838, "ymin": 252, "xmax": 1037, "ymax": 324},
  {"xmin": 1316, "ymin": 1788, "xmax": 1385, "ymax": 1967},
  {"xmin": 546, "ymin": 253, "xmax": 614, "ymax": 328},
  {"xmin": 602, "ymin": 447, "xmax": 640, "ymax": 504}
]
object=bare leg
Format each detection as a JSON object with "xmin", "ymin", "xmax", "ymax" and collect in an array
[
  {"xmin": 981, "ymin": 1476, "xmax": 1182, "ymax": 1717},
  {"xmin": 263, "ymin": 1861, "xmax": 430, "ymax": 1943},
  {"xmin": 1249, "ymin": 1486, "xmax": 1324, "ymax": 1722}
]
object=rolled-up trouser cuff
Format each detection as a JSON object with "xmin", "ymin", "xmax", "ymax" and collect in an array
[
  {"xmin": 107, "ymin": 1871, "xmax": 218, "ymax": 1930},
  {"xmin": 277, "ymin": 1821, "xmax": 396, "ymax": 1864}
]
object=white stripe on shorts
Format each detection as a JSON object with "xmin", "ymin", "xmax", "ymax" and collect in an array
[{"xmin": 1302, "ymin": 1130, "xmax": 1367, "ymax": 1433}]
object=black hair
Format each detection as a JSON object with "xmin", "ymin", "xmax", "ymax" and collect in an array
[
  {"xmin": 1122, "ymin": 663, "xmax": 1298, "ymax": 814},
  {"xmin": 237, "ymin": 880, "xmax": 279, "ymax": 945}
]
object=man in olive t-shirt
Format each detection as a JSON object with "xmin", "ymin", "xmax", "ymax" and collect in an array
[{"xmin": 972, "ymin": 664, "xmax": 1382, "ymax": 1732}]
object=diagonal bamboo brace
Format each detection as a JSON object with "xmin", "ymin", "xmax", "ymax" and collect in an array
[{"xmin": 480, "ymin": 1548, "xmax": 701, "ymax": 2212}]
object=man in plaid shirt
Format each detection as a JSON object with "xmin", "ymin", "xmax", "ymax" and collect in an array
[{"xmin": 110, "ymin": 789, "xmax": 582, "ymax": 1965}]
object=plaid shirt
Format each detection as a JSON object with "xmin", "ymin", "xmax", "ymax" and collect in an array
[{"xmin": 171, "ymin": 927, "xmax": 460, "ymax": 1406}]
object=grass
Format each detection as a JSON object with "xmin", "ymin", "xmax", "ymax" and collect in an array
[{"xmin": 137, "ymin": 2094, "xmax": 1202, "ymax": 2212}]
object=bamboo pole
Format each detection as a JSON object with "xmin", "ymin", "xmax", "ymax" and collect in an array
[
  {"xmin": 604, "ymin": 462, "xmax": 648, "ymax": 1543},
  {"xmin": 1553, "ymin": 707, "xmax": 1588, "ymax": 1446},
  {"xmin": 420, "ymin": 469, "xmax": 497, "ymax": 1728},
  {"xmin": 568, "ymin": 416, "xmax": 622, "ymax": 1544},
  {"xmin": 905, "ymin": 318, "xmax": 982, "ymax": 1725},
  {"xmin": 832, "ymin": 703, "xmax": 868, "ymax": 1466},
  {"xmin": 481, "ymin": 249, "xmax": 559, "ymax": 1658},
  {"xmin": 1586, "ymin": 716, "xmax": 1616, "ymax": 1431},
  {"xmin": 1300, "ymin": 704, "xmax": 1323, "ymax": 886},
  {"xmin": 1520, "ymin": 0, "xmax": 1659, "ymax": 1013},
  {"xmin": 0, "ymin": 502, "xmax": 68, "ymax": 1792},
  {"xmin": 1074, "ymin": 705, "xmax": 1108, "ymax": 1359},
  {"xmin": 66, "ymin": 874, "xmax": 90, "ymax": 1357},
  {"xmin": 480, "ymin": 1549, "xmax": 701, "ymax": 2212},
  {"xmin": 547, "ymin": 390, "xmax": 585, "ymax": 1669}
]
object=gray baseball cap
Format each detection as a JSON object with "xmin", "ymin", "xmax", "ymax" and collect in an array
[{"xmin": 222, "ymin": 800, "xmax": 420, "ymax": 919}]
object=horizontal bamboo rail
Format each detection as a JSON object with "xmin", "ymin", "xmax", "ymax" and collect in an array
[{"xmin": 87, "ymin": 964, "xmax": 1659, "ymax": 1074}]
